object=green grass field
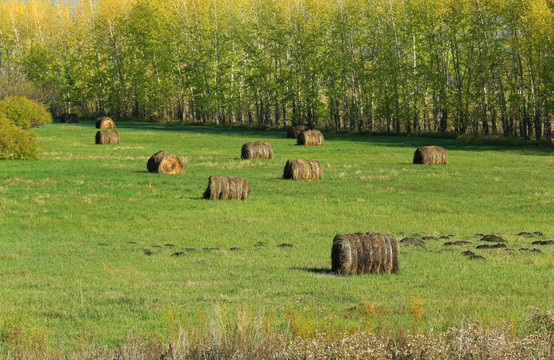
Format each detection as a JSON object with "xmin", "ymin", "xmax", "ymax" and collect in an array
[{"xmin": 1, "ymin": 121, "xmax": 553, "ymax": 351}]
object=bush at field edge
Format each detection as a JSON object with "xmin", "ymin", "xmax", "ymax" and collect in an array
[
  {"xmin": 0, "ymin": 95, "xmax": 52, "ymax": 128},
  {"xmin": 0, "ymin": 114, "xmax": 40, "ymax": 160}
]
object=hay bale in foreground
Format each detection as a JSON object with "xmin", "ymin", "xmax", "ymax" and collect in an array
[
  {"xmin": 331, "ymin": 232, "xmax": 399, "ymax": 275},
  {"xmin": 60, "ymin": 113, "xmax": 78, "ymax": 123},
  {"xmin": 203, "ymin": 176, "xmax": 250, "ymax": 200},
  {"xmin": 287, "ymin": 124, "xmax": 310, "ymax": 138},
  {"xmin": 283, "ymin": 159, "xmax": 323, "ymax": 180},
  {"xmin": 147, "ymin": 151, "xmax": 183, "ymax": 174},
  {"xmin": 96, "ymin": 116, "xmax": 116, "ymax": 129},
  {"xmin": 95, "ymin": 129, "xmax": 120, "ymax": 145},
  {"xmin": 297, "ymin": 130, "xmax": 324, "ymax": 146},
  {"xmin": 241, "ymin": 141, "xmax": 274, "ymax": 160},
  {"xmin": 413, "ymin": 146, "xmax": 447, "ymax": 165}
]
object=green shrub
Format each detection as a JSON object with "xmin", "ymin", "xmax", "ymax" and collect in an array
[
  {"xmin": 0, "ymin": 115, "xmax": 40, "ymax": 160},
  {"xmin": 0, "ymin": 96, "xmax": 52, "ymax": 129}
]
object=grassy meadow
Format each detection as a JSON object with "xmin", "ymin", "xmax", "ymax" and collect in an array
[{"xmin": 0, "ymin": 121, "xmax": 553, "ymax": 351}]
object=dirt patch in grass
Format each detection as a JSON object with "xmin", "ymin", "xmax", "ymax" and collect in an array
[
  {"xmin": 476, "ymin": 244, "xmax": 507, "ymax": 249},
  {"xmin": 462, "ymin": 250, "xmax": 485, "ymax": 260},
  {"xmin": 443, "ymin": 241, "xmax": 471, "ymax": 246},
  {"xmin": 519, "ymin": 248, "xmax": 542, "ymax": 253},
  {"xmin": 531, "ymin": 240, "xmax": 554, "ymax": 246},
  {"xmin": 481, "ymin": 235, "xmax": 505, "ymax": 242},
  {"xmin": 400, "ymin": 238, "xmax": 425, "ymax": 246}
]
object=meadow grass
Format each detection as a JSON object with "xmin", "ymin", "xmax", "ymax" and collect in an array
[{"xmin": 0, "ymin": 121, "xmax": 552, "ymax": 352}]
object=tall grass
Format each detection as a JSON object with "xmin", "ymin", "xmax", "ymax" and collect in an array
[{"xmin": 2, "ymin": 307, "xmax": 552, "ymax": 359}]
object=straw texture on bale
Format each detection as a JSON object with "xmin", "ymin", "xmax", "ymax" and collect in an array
[
  {"xmin": 283, "ymin": 159, "xmax": 323, "ymax": 180},
  {"xmin": 146, "ymin": 151, "xmax": 184, "ymax": 174},
  {"xmin": 203, "ymin": 176, "xmax": 250, "ymax": 200},
  {"xmin": 241, "ymin": 141, "xmax": 274, "ymax": 159},
  {"xmin": 96, "ymin": 116, "xmax": 116, "ymax": 129},
  {"xmin": 297, "ymin": 130, "xmax": 324, "ymax": 146},
  {"xmin": 287, "ymin": 124, "xmax": 310, "ymax": 138},
  {"xmin": 331, "ymin": 232, "xmax": 399, "ymax": 275},
  {"xmin": 413, "ymin": 146, "xmax": 448, "ymax": 165},
  {"xmin": 60, "ymin": 113, "xmax": 78, "ymax": 123},
  {"xmin": 95, "ymin": 129, "xmax": 120, "ymax": 145}
]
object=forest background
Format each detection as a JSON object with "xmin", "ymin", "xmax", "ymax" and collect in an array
[{"xmin": 1, "ymin": 0, "xmax": 553, "ymax": 140}]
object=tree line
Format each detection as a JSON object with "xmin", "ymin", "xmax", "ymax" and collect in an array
[{"xmin": 0, "ymin": 0, "xmax": 553, "ymax": 139}]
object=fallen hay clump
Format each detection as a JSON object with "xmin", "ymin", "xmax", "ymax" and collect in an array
[
  {"xmin": 95, "ymin": 129, "xmax": 120, "ymax": 145},
  {"xmin": 96, "ymin": 116, "xmax": 116, "ymax": 129},
  {"xmin": 287, "ymin": 123, "xmax": 310, "ymax": 138},
  {"xmin": 146, "ymin": 151, "xmax": 184, "ymax": 174},
  {"xmin": 413, "ymin": 145, "xmax": 447, "ymax": 165},
  {"xmin": 297, "ymin": 130, "xmax": 324, "ymax": 146},
  {"xmin": 331, "ymin": 232, "xmax": 399, "ymax": 275},
  {"xmin": 241, "ymin": 141, "xmax": 274, "ymax": 159},
  {"xmin": 283, "ymin": 159, "xmax": 323, "ymax": 180},
  {"xmin": 203, "ymin": 176, "xmax": 250, "ymax": 200}
]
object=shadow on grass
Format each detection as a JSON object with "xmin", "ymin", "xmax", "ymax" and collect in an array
[
  {"xmin": 117, "ymin": 121, "xmax": 287, "ymax": 139},
  {"xmin": 293, "ymin": 267, "xmax": 334, "ymax": 275},
  {"xmin": 325, "ymin": 132, "xmax": 554, "ymax": 155},
  {"xmin": 70, "ymin": 120, "xmax": 554, "ymax": 155}
]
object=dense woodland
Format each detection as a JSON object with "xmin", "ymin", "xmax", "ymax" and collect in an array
[{"xmin": 0, "ymin": 0, "xmax": 553, "ymax": 139}]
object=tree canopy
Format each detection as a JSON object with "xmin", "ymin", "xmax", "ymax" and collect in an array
[{"xmin": 1, "ymin": 0, "xmax": 552, "ymax": 139}]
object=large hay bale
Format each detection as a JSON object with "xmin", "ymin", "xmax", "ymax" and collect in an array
[
  {"xmin": 297, "ymin": 130, "xmax": 324, "ymax": 146},
  {"xmin": 241, "ymin": 141, "xmax": 274, "ymax": 160},
  {"xmin": 287, "ymin": 124, "xmax": 310, "ymax": 138},
  {"xmin": 283, "ymin": 159, "xmax": 323, "ymax": 180},
  {"xmin": 96, "ymin": 116, "xmax": 116, "ymax": 129},
  {"xmin": 147, "ymin": 151, "xmax": 184, "ymax": 174},
  {"xmin": 95, "ymin": 129, "xmax": 120, "ymax": 145},
  {"xmin": 60, "ymin": 113, "xmax": 78, "ymax": 123},
  {"xmin": 331, "ymin": 232, "xmax": 399, "ymax": 275},
  {"xmin": 413, "ymin": 145, "xmax": 447, "ymax": 165},
  {"xmin": 203, "ymin": 176, "xmax": 250, "ymax": 200}
]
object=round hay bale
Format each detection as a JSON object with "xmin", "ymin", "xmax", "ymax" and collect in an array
[
  {"xmin": 287, "ymin": 124, "xmax": 310, "ymax": 138},
  {"xmin": 283, "ymin": 159, "xmax": 323, "ymax": 180},
  {"xmin": 96, "ymin": 116, "xmax": 116, "ymax": 129},
  {"xmin": 331, "ymin": 232, "xmax": 399, "ymax": 276},
  {"xmin": 203, "ymin": 176, "xmax": 250, "ymax": 200},
  {"xmin": 147, "ymin": 151, "xmax": 184, "ymax": 174},
  {"xmin": 241, "ymin": 141, "xmax": 274, "ymax": 160},
  {"xmin": 297, "ymin": 130, "xmax": 324, "ymax": 146},
  {"xmin": 95, "ymin": 129, "xmax": 120, "ymax": 145},
  {"xmin": 413, "ymin": 146, "xmax": 447, "ymax": 165},
  {"xmin": 60, "ymin": 113, "xmax": 78, "ymax": 123}
]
